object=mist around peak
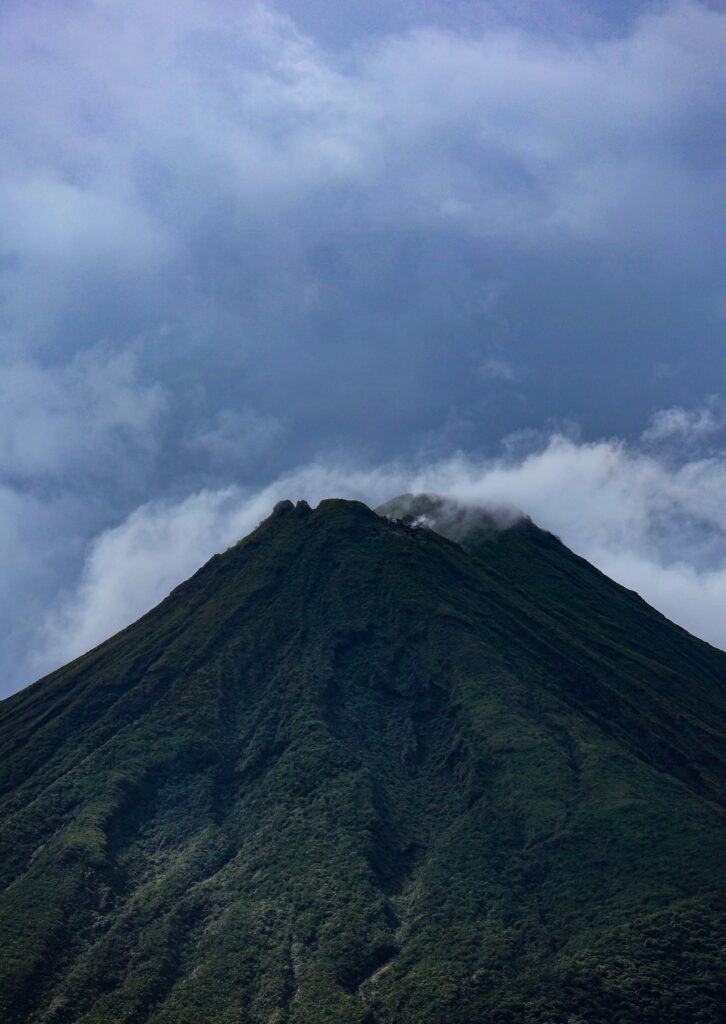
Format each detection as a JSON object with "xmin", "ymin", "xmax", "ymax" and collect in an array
[{"xmin": 375, "ymin": 492, "xmax": 526, "ymax": 548}]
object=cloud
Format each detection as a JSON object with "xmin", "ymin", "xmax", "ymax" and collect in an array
[
  {"xmin": 0, "ymin": 347, "xmax": 165, "ymax": 482},
  {"xmin": 32, "ymin": 425, "xmax": 726, "ymax": 682},
  {"xmin": 185, "ymin": 409, "xmax": 285, "ymax": 473},
  {"xmin": 642, "ymin": 397, "xmax": 726, "ymax": 445},
  {"xmin": 2, "ymin": 2, "xmax": 724, "ymax": 376}
]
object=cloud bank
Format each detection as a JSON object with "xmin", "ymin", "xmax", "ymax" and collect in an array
[{"xmin": 34, "ymin": 413, "xmax": 726, "ymax": 681}]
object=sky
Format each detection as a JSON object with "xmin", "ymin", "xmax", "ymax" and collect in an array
[{"xmin": 0, "ymin": 0, "xmax": 725, "ymax": 696}]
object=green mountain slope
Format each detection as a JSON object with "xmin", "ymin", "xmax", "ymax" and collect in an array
[{"xmin": 0, "ymin": 497, "xmax": 724, "ymax": 1024}]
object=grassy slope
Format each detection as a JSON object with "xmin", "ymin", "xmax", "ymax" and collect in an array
[{"xmin": 0, "ymin": 499, "xmax": 724, "ymax": 1024}]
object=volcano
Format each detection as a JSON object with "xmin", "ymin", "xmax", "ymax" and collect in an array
[{"xmin": 1, "ymin": 496, "xmax": 724, "ymax": 1024}]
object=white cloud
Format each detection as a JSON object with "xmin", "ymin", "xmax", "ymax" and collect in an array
[
  {"xmin": 32, "ymin": 428, "xmax": 726, "ymax": 681},
  {"xmin": 642, "ymin": 397, "xmax": 725, "ymax": 444}
]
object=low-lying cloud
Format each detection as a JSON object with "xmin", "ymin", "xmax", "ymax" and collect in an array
[{"xmin": 32, "ymin": 414, "xmax": 726, "ymax": 683}]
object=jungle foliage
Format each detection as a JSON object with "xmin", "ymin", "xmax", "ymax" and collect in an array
[{"xmin": 0, "ymin": 497, "xmax": 724, "ymax": 1023}]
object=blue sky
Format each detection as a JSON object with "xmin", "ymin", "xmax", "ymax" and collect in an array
[{"xmin": 1, "ymin": 0, "xmax": 725, "ymax": 694}]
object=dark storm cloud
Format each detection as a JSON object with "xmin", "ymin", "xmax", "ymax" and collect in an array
[{"xmin": 0, "ymin": 0, "xmax": 724, "ymax": 693}]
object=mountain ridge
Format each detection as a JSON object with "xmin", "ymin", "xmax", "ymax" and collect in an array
[{"xmin": 0, "ymin": 496, "xmax": 724, "ymax": 1024}]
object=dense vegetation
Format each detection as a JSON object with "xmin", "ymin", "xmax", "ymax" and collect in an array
[{"xmin": 0, "ymin": 496, "xmax": 724, "ymax": 1023}]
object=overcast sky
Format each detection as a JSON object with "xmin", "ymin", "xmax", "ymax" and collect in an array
[{"xmin": 1, "ymin": 0, "xmax": 725, "ymax": 696}]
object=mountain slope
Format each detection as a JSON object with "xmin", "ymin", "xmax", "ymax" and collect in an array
[{"xmin": 0, "ymin": 497, "xmax": 724, "ymax": 1024}]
